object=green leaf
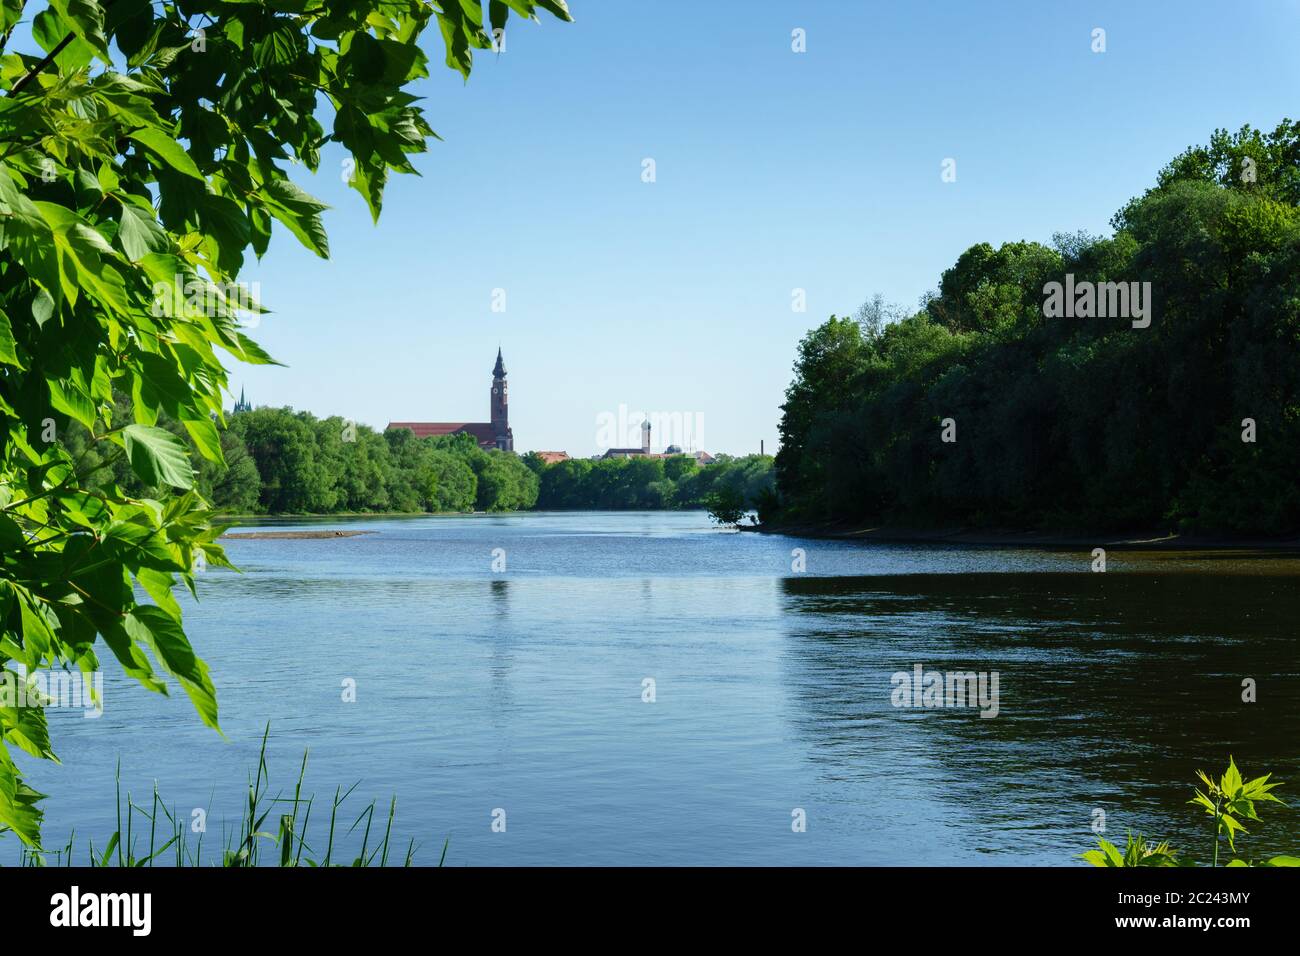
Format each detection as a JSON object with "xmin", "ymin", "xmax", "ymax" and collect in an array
[
  {"xmin": 35, "ymin": 202, "xmax": 130, "ymax": 315},
  {"xmin": 31, "ymin": 9, "xmax": 95, "ymax": 74},
  {"xmin": 1222, "ymin": 756, "xmax": 1243, "ymax": 797},
  {"xmin": 1098, "ymin": 838, "xmax": 1123, "ymax": 867},
  {"xmin": 253, "ymin": 23, "xmax": 305, "ymax": 67},
  {"xmin": 46, "ymin": 0, "xmax": 110, "ymax": 62},
  {"xmin": 0, "ymin": 699, "xmax": 56, "ymax": 760},
  {"xmin": 0, "ymin": 307, "xmax": 20, "ymax": 367},
  {"xmin": 123, "ymin": 606, "xmax": 219, "ymax": 730},
  {"xmin": 101, "ymin": 520, "xmax": 181, "ymax": 573},
  {"xmin": 1218, "ymin": 812, "xmax": 1246, "ymax": 850},
  {"xmin": 489, "ymin": 0, "xmax": 511, "ymax": 34},
  {"xmin": 183, "ymin": 416, "xmax": 225, "ymax": 464},
  {"xmin": 436, "ymin": 6, "xmax": 478, "ymax": 79},
  {"xmin": 48, "ymin": 377, "xmax": 97, "ymax": 430},
  {"xmin": 1, "ymin": 0, "xmax": 24, "ymax": 33},
  {"xmin": 116, "ymin": 199, "xmax": 168, "ymax": 261},
  {"xmin": 135, "ymin": 567, "xmax": 182, "ymax": 620},
  {"xmin": 263, "ymin": 178, "xmax": 330, "ymax": 258},
  {"xmin": 0, "ymin": 752, "xmax": 45, "ymax": 848},
  {"xmin": 128, "ymin": 127, "xmax": 204, "ymax": 181},
  {"xmin": 1190, "ymin": 791, "xmax": 1217, "ymax": 815},
  {"xmin": 228, "ymin": 331, "xmax": 279, "ymax": 366},
  {"xmin": 535, "ymin": 0, "xmax": 573, "ymax": 21},
  {"xmin": 122, "ymin": 423, "xmax": 195, "ymax": 489},
  {"xmin": 0, "ymin": 168, "xmax": 62, "ymax": 308},
  {"xmin": 0, "ymin": 515, "xmax": 24, "ymax": 551},
  {"xmin": 16, "ymin": 591, "xmax": 57, "ymax": 667}
]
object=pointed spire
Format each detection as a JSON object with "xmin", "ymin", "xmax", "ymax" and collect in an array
[{"xmin": 493, "ymin": 347, "xmax": 506, "ymax": 377}]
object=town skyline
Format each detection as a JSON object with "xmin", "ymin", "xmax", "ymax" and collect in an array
[{"xmin": 233, "ymin": 346, "xmax": 733, "ymax": 458}]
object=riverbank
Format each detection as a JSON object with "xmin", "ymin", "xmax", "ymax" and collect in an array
[
  {"xmin": 755, "ymin": 521, "xmax": 1300, "ymax": 552},
  {"xmin": 220, "ymin": 530, "xmax": 379, "ymax": 539},
  {"xmin": 216, "ymin": 511, "xmax": 469, "ymax": 521}
]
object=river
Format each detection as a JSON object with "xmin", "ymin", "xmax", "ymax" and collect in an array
[{"xmin": 20, "ymin": 511, "xmax": 1300, "ymax": 865}]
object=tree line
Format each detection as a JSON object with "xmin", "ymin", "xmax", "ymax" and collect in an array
[
  {"xmin": 771, "ymin": 121, "xmax": 1300, "ymax": 535},
  {"xmin": 64, "ymin": 400, "xmax": 775, "ymax": 516},
  {"xmin": 62, "ymin": 402, "xmax": 538, "ymax": 514},
  {"xmin": 525, "ymin": 452, "xmax": 774, "ymax": 513}
]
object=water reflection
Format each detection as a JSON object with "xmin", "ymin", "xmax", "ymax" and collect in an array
[
  {"xmin": 486, "ymin": 578, "xmax": 515, "ymax": 723},
  {"xmin": 778, "ymin": 573, "xmax": 1300, "ymax": 860}
]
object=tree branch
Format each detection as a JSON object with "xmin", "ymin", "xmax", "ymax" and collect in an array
[
  {"xmin": 10, "ymin": 33, "xmax": 77, "ymax": 95},
  {"xmin": 8, "ymin": 0, "xmax": 121, "ymax": 97}
]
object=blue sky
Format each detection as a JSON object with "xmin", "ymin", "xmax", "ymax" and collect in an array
[{"xmin": 233, "ymin": 0, "xmax": 1300, "ymax": 456}]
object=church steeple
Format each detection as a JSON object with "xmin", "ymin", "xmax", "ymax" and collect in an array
[{"xmin": 490, "ymin": 348, "xmax": 512, "ymax": 451}]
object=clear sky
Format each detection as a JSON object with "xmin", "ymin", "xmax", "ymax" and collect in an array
[{"xmin": 232, "ymin": 0, "xmax": 1300, "ymax": 457}]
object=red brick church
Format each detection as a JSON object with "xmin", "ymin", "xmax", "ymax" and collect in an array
[{"xmin": 387, "ymin": 348, "xmax": 514, "ymax": 451}]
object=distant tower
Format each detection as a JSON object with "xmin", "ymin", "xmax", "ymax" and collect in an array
[
  {"xmin": 233, "ymin": 386, "xmax": 252, "ymax": 414},
  {"xmin": 490, "ymin": 348, "xmax": 513, "ymax": 451},
  {"xmin": 640, "ymin": 418, "xmax": 651, "ymax": 455}
]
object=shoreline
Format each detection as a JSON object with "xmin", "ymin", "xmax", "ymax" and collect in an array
[
  {"xmin": 214, "ymin": 508, "xmax": 712, "ymax": 522},
  {"xmin": 753, "ymin": 522, "xmax": 1300, "ymax": 552},
  {"xmin": 216, "ymin": 511, "xmax": 470, "ymax": 521},
  {"xmin": 214, "ymin": 511, "xmax": 1300, "ymax": 553},
  {"xmin": 220, "ymin": 530, "xmax": 379, "ymax": 540}
]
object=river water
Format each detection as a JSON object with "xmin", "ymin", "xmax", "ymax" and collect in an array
[{"xmin": 19, "ymin": 511, "xmax": 1300, "ymax": 865}]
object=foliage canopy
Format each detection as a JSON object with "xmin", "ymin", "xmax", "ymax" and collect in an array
[{"xmin": 0, "ymin": 0, "xmax": 571, "ymax": 848}]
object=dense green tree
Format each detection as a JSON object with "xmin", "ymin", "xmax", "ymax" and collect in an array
[
  {"xmin": 228, "ymin": 408, "xmax": 321, "ymax": 513},
  {"xmin": 199, "ymin": 428, "xmax": 260, "ymax": 514},
  {"xmin": 537, "ymin": 457, "xmax": 594, "ymax": 509},
  {"xmin": 471, "ymin": 450, "xmax": 538, "ymax": 512},
  {"xmin": 1149, "ymin": 120, "xmax": 1300, "ymax": 207},
  {"xmin": 521, "ymin": 450, "xmax": 547, "ymax": 476},
  {"xmin": 532, "ymin": 453, "xmax": 773, "ymax": 512},
  {"xmin": 338, "ymin": 429, "xmax": 393, "ymax": 513},
  {"xmin": 198, "ymin": 408, "xmax": 544, "ymax": 515},
  {"xmin": 662, "ymin": 454, "xmax": 698, "ymax": 483},
  {"xmin": 769, "ymin": 122, "xmax": 1300, "ymax": 535},
  {"xmin": 705, "ymin": 485, "xmax": 747, "ymax": 526},
  {"xmin": 427, "ymin": 449, "xmax": 477, "ymax": 512}
]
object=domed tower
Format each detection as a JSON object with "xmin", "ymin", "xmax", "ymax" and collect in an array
[{"xmin": 490, "ymin": 348, "xmax": 513, "ymax": 451}]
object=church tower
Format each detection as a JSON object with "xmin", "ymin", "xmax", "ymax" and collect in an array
[{"xmin": 490, "ymin": 348, "xmax": 513, "ymax": 451}]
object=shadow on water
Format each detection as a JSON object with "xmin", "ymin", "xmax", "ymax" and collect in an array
[{"xmin": 777, "ymin": 572, "xmax": 1300, "ymax": 862}]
